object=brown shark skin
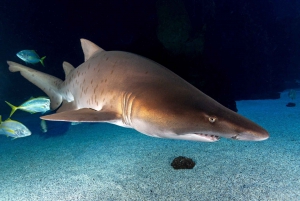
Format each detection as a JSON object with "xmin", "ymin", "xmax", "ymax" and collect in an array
[{"xmin": 7, "ymin": 39, "xmax": 269, "ymax": 142}]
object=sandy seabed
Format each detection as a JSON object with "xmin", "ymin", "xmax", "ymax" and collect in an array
[{"xmin": 0, "ymin": 90, "xmax": 299, "ymax": 201}]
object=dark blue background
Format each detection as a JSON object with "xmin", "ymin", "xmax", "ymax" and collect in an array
[{"xmin": 1, "ymin": 0, "xmax": 299, "ymax": 113}]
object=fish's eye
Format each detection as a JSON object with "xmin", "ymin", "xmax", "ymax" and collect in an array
[{"xmin": 208, "ymin": 117, "xmax": 216, "ymax": 123}]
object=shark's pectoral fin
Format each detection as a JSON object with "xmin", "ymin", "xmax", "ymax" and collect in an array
[{"xmin": 41, "ymin": 108, "xmax": 121, "ymax": 122}]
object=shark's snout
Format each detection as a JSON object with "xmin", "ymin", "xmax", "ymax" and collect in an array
[
  {"xmin": 233, "ymin": 128, "xmax": 269, "ymax": 141},
  {"xmin": 206, "ymin": 108, "xmax": 270, "ymax": 142}
]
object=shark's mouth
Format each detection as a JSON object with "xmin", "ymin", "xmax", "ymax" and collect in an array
[{"xmin": 194, "ymin": 133, "xmax": 220, "ymax": 141}]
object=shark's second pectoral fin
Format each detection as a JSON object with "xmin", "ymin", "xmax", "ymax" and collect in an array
[{"xmin": 41, "ymin": 108, "xmax": 121, "ymax": 122}]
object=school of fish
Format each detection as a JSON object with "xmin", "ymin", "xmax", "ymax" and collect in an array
[
  {"xmin": 0, "ymin": 97, "xmax": 50, "ymax": 139},
  {"xmin": 2, "ymin": 49, "xmax": 49, "ymax": 138}
]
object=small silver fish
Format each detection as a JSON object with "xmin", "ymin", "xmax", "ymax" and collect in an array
[
  {"xmin": 16, "ymin": 50, "xmax": 46, "ymax": 66},
  {"xmin": 40, "ymin": 119, "xmax": 47, "ymax": 133},
  {"xmin": 5, "ymin": 97, "xmax": 50, "ymax": 117},
  {"xmin": 0, "ymin": 116, "xmax": 31, "ymax": 139}
]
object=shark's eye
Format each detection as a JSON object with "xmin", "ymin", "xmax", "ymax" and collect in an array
[{"xmin": 208, "ymin": 117, "xmax": 216, "ymax": 123}]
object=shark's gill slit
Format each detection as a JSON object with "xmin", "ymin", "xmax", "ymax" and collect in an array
[{"xmin": 122, "ymin": 92, "xmax": 134, "ymax": 126}]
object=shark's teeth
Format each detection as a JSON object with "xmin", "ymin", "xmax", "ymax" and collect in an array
[{"xmin": 195, "ymin": 133, "xmax": 220, "ymax": 141}]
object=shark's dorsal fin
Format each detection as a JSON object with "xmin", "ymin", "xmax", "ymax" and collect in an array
[
  {"xmin": 62, "ymin": 62, "xmax": 75, "ymax": 79},
  {"xmin": 80, "ymin": 39, "xmax": 105, "ymax": 62}
]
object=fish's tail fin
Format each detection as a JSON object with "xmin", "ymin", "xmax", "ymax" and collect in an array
[
  {"xmin": 7, "ymin": 61, "xmax": 63, "ymax": 110},
  {"xmin": 5, "ymin": 101, "xmax": 18, "ymax": 117},
  {"xmin": 40, "ymin": 56, "xmax": 46, "ymax": 67}
]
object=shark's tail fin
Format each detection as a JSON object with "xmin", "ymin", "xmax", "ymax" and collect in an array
[{"xmin": 7, "ymin": 61, "xmax": 63, "ymax": 110}]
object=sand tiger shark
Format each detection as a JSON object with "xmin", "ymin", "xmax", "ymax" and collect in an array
[{"xmin": 7, "ymin": 39, "xmax": 269, "ymax": 142}]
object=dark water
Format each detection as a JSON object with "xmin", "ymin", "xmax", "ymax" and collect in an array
[
  {"xmin": 2, "ymin": 0, "xmax": 299, "ymax": 103},
  {"xmin": 1, "ymin": 1, "xmax": 300, "ymax": 200}
]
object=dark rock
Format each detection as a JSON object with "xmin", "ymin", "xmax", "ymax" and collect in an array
[
  {"xmin": 286, "ymin": 102, "xmax": 296, "ymax": 107},
  {"xmin": 171, "ymin": 156, "xmax": 195, "ymax": 169}
]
